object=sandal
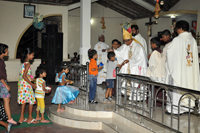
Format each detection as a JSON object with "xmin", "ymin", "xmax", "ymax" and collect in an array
[
  {"xmin": 40, "ymin": 120, "xmax": 50, "ymax": 123},
  {"xmin": 5, "ymin": 123, "xmax": 12, "ymax": 133},
  {"xmin": 27, "ymin": 119, "xmax": 39, "ymax": 124},
  {"xmin": 19, "ymin": 118, "xmax": 27, "ymax": 123},
  {"xmin": 35, "ymin": 118, "xmax": 41, "ymax": 121},
  {"xmin": 7, "ymin": 118, "xmax": 17, "ymax": 125}
]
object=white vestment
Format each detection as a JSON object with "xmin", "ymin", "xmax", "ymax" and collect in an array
[
  {"xmin": 166, "ymin": 32, "xmax": 199, "ymax": 114},
  {"xmin": 94, "ymin": 41, "xmax": 109, "ymax": 84},
  {"xmin": 133, "ymin": 33, "xmax": 148, "ymax": 55},
  {"xmin": 162, "ymin": 41, "xmax": 172, "ymax": 84},
  {"xmin": 114, "ymin": 41, "xmax": 148, "ymax": 100},
  {"xmin": 147, "ymin": 50, "xmax": 166, "ymax": 83}
]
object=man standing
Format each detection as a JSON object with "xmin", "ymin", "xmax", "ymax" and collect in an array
[
  {"xmin": 94, "ymin": 34, "xmax": 109, "ymax": 84},
  {"xmin": 161, "ymin": 30, "xmax": 172, "ymax": 84},
  {"xmin": 131, "ymin": 25, "xmax": 148, "ymax": 55},
  {"xmin": 166, "ymin": 20, "xmax": 199, "ymax": 114},
  {"xmin": 113, "ymin": 22, "xmax": 148, "ymax": 100}
]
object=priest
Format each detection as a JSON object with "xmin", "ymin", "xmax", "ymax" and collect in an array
[
  {"xmin": 94, "ymin": 34, "xmax": 109, "ymax": 84},
  {"xmin": 131, "ymin": 25, "xmax": 148, "ymax": 55},
  {"xmin": 161, "ymin": 30, "xmax": 172, "ymax": 84},
  {"xmin": 166, "ymin": 20, "xmax": 199, "ymax": 114},
  {"xmin": 113, "ymin": 22, "xmax": 148, "ymax": 100}
]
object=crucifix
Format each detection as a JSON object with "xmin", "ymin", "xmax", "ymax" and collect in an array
[
  {"xmin": 145, "ymin": 17, "xmax": 157, "ymax": 37},
  {"xmin": 196, "ymin": 32, "xmax": 200, "ymax": 46}
]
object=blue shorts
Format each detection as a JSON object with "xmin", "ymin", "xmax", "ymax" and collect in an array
[
  {"xmin": 106, "ymin": 79, "xmax": 114, "ymax": 89},
  {"xmin": 0, "ymin": 80, "xmax": 11, "ymax": 98}
]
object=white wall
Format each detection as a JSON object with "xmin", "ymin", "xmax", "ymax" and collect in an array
[
  {"xmin": 0, "ymin": 1, "xmax": 68, "ymax": 59},
  {"xmin": 0, "ymin": 1, "xmax": 68, "ymax": 81},
  {"xmin": 170, "ymin": 0, "xmax": 200, "ymax": 33},
  {"xmin": 68, "ymin": 3, "xmax": 131, "ymax": 56}
]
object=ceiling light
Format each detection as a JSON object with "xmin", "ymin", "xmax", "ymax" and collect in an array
[
  {"xmin": 160, "ymin": 0, "xmax": 164, "ymax": 5},
  {"xmin": 170, "ymin": 15, "xmax": 176, "ymax": 18}
]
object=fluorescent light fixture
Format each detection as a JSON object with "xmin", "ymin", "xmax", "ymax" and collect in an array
[{"xmin": 170, "ymin": 15, "xmax": 176, "ymax": 18}]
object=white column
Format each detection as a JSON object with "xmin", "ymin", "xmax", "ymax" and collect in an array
[
  {"xmin": 80, "ymin": 0, "xmax": 91, "ymax": 65},
  {"xmin": 63, "ymin": 7, "xmax": 68, "ymax": 60}
]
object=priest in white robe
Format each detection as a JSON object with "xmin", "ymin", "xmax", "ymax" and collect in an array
[
  {"xmin": 166, "ymin": 20, "xmax": 199, "ymax": 114},
  {"xmin": 94, "ymin": 34, "xmax": 109, "ymax": 84},
  {"xmin": 131, "ymin": 25, "xmax": 148, "ymax": 55},
  {"xmin": 113, "ymin": 22, "xmax": 148, "ymax": 100},
  {"xmin": 161, "ymin": 30, "xmax": 173, "ymax": 84}
]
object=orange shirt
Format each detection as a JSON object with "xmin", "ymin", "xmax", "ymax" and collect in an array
[{"xmin": 89, "ymin": 59, "xmax": 98, "ymax": 76}]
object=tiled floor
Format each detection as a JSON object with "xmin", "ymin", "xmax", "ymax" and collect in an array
[
  {"xmin": 0, "ymin": 82, "xmax": 104, "ymax": 133},
  {"xmin": 2, "ymin": 81, "xmax": 200, "ymax": 133}
]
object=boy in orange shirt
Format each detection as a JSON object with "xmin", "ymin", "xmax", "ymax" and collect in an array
[{"xmin": 88, "ymin": 49, "xmax": 103, "ymax": 104}]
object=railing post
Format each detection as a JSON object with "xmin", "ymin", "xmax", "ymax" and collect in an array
[
  {"xmin": 86, "ymin": 62, "xmax": 89, "ymax": 106},
  {"xmin": 188, "ymin": 97, "xmax": 191, "ymax": 133},
  {"xmin": 150, "ymin": 85, "xmax": 154, "ymax": 119},
  {"xmin": 116, "ymin": 67, "xmax": 119, "ymax": 113}
]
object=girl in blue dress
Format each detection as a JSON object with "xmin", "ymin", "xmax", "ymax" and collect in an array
[{"xmin": 52, "ymin": 62, "xmax": 79, "ymax": 112}]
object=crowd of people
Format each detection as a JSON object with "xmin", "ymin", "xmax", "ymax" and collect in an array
[
  {"xmin": 88, "ymin": 20, "xmax": 199, "ymax": 115},
  {"xmin": 0, "ymin": 46, "xmax": 79, "ymax": 132},
  {"xmin": 0, "ymin": 19, "xmax": 199, "ymax": 132}
]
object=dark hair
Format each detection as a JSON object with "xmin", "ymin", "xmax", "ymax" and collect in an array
[
  {"xmin": 35, "ymin": 67, "xmax": 46, "ymax": 79},
  {"xmin": 161, "ymin": 30, "xmax": 171, "ymax": 36},
  {"xmin": 131, "ymin": 25, "xmax": 139, "ymax": 31},
  {"xmin": 107, "ymin": 52, "xmax": 115, "ymax": 60},
  {"xmin": 88, "ymin": 49, "xmax": 97, "ymax": 60},
  {"xmin": 61, "ymin": 61, "xmax": 69, "ymax": 70},
  {"xmin": 150, "ymin": 37, "xmax": 161, "ymax": 47},
  {"xmin": 112, "ymin": 39, "xmax": 119, "ymax": 44},
  {"xmin": 118, "ymin": 41, "xmax": 121, "ymax": 46},
  {"xmin": 175, "ymin": 20, "xmax": 189, "ymax": 32},
  {"xmin": 21, "ymin": 48, "xmax": 34, "ymax": 63},
  {"xmin": 74, "ymin": 52, "xmax": 77, "ymax": 55},
  {"xmin": 0, "ymin": 43, "xmax": 8, "ymax": 55}
]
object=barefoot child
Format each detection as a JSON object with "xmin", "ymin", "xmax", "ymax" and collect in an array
[
  {"xmin": 52, "ymin": 62, "xmax": 79, "ymax": 112},
  {"xmin": 18, "ymin": 48, "xmax": 39, "ymax": 124},
  {"xmin": 103, "ymin": 52, "xmax": 126, "ymax": 103},
  {"xmin": 35, "ymin": 68, "xmax": 51, "ymax": 123},
  {"xmin": 0, "ymin": 43, "xmax": 17, "ymax": 124}
]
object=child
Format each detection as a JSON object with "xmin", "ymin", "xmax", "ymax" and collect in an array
[
  {"xmin": 18, "ymin": 48, "xmax": 39, "ymax": 124},
  {"xmin": 104, "ymin": 52, "xmax": 125, "ymax": 102},
  {"xmin": 35, "ymin": 68, "xmax": 51, "ymax": 123},
  {"xmin": 111, "ymin": 39, "xmax": 119, "ymax": 96},
  {"xmin": 52, "ymin": 62, "xmax": 79, "ymax": 112},
  {"xmin": 0, "ymin": 43, "xmax": 17, "ymax": 124},
  {"xmin": 88, "ymin": 49, "xmax": 103, "ymax": 104},
  {"xmin": 146, "ymin": 37, "xmax": 166, "ymax": 107},
  {"xmin": 111, "ymin": 39, "xmax": 119, "ymax": 50},
  {"xmin": 0, "ymin": 102, "xmax": 12, "ymax": 133}
]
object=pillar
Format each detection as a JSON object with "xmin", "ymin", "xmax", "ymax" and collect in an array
[{"xmin": 80, "ymin": 0, "xmax": 91, "ymax": 65}]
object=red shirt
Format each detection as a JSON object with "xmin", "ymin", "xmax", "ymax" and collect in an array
[{"xmin": 89, "ymin": 59, "xmax": 98, "ymax": 76}]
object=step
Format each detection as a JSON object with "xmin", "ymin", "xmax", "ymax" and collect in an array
[{"xmin": 48, "ymin": 105, "xmax": 153, "ymax": 133}]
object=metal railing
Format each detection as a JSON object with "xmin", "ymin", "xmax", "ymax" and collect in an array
[
  {"xmin": 115, "ymin": 67, "xmax": 200, "ymax": 133},
  {"xmin": 68, "ymin": 62, "xmax": 89, "ymax": 105}
]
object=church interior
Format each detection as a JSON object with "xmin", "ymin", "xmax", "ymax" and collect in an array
[{"xmin": 0, "ymin": 0, "xmax": 200, "ymax": 133}]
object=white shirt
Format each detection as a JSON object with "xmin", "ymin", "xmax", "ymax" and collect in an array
[
  {"xmin": 133, "ymin": 33, "xmax": 147, "ymax": 55},
  {"xmin": 114, "ymin": 41, "xmax": 148, "ymax": 75},
  {"xmin": 147, "ymin": 50, "xmax": 166, "ymax": 83}
]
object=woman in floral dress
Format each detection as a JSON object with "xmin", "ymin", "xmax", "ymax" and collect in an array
[{"xmin": 18, "ymin": 48, "xmax": 39, "ymax": 124}]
